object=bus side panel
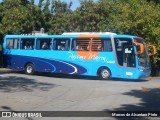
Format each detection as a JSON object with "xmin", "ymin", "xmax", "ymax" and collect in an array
[
  {"xmin": 66, "ymin": 51, "xmax": 126, "ymax": 78},
  {"xmin": 89, "ymin": 52, "xmax": 126, "ymax": 78},
  {"xmin": 3, "ymin": 53, "xmax": 87, "ymax": 75},
  {"xmin": 135, "ymin": 68, "xmax": 151, "ymax": 79}
]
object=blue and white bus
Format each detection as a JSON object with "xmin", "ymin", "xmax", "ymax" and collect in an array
[{"xmin": 2, "ymin": 33, "xmax": 156, "ymax": 79}]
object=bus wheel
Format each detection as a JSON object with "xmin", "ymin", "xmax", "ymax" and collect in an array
[
  {"xmin": 98, "ymin": 68, "xmax": 111, "ymax": 80},
  {"xmin": 25, "ymin": 63, "xmax": 34, "ymax": 75}
]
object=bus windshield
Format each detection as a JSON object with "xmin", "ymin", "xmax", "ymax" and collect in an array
[{"xmin": 135, "ymin": 38, "xmax": 150, "ymax": 67}]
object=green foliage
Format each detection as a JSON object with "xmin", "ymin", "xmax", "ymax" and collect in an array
[
  {"xmin": 107, "ymin": 0, "xmax": 160, "ymax": 63},
  {"xmin": 0, "ymin": 0, "xmax": 37, "ymax": 34},
  {"xmin": 48, "ymin": 0, "xmax": 73, "ymax": 34},
  {"xmin": 38, "ymin": 0, "xmax": 44, "ymax": 8}
]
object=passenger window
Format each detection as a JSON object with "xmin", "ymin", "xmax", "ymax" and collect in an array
[
  {"xmin": 53, "ymin": 39, "xmax": 70, "ymax": 51},
  {"xmin": 21, "ymin": 38, "xmax": 35, "ymax": 50},
  {"xmin": 90, "ymin": 39, "xmax": 112, "ymax": 52},
  {"xmin": 92, "ymin": 39, "xmax": 103, "ymax": 51},
  {"xmin": 36, "ymin": 38, "xmax": 52, "ymax": 50},
  {"xmin": 6, "ymin": 38, "xmax": 19, "ymax": 49},
  {"xmin": 72, "ymin": 39, "xmax": 90, "ymax": 51}
]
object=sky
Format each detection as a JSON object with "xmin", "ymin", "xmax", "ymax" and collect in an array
[{"xmin": 0, "ymin": 0, "xmax": 98, "ymax": 10}]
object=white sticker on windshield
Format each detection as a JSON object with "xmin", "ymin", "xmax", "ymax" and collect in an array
[{"xmin": 125, "ymin": 48, "xmax": 132, "ymax": 53}]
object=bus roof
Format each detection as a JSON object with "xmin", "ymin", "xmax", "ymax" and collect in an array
[{"xmin": 4, "ymin": 34, "xmax": 138, "ymax": 39}]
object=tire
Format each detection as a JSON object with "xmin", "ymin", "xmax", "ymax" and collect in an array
[
  {"xmin": 98, "ymin": 68, "xmax": 111, "ymax": 80},
  {"xmin": 25, "ymin": 63, "xmax": 34, "ymax": 75}
]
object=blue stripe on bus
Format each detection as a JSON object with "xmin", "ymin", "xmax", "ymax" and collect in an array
[
  {"xmin": 30, "ymin": 57, "xmax": 56, "ymax": 72},
  {"xmin": 5, "ymin": 55, "xmax": 87, "ymax": 74}
]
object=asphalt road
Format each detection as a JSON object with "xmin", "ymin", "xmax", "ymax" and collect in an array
[{"xmin": 0, "ymin": 72, "xmax": 160, "ymax": 120}]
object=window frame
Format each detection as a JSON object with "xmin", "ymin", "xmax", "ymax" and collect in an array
[
  {"xmin": 6, "ymin": 38, "xmax": 19, "ymax": 49},
  {"xmin": 36, "ymin": 38, "xmax": 52, "ymax": 50},
  {"xmin": 20, "ymin": 38, "xmax": 35, "ymax": 50},
  {"xmin": 53, "ymin": 38, "xmax": 70, "ymax": 51},
  {"xmin": 72, "ymin": 39, "xmax": 91, "ymax": 51}
]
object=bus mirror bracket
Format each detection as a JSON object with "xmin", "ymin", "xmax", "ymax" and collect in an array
[
  {"xmin": 147, "ymin": 44, "xmax": 157, "ymax": 56},
  {"xmin": 133, "ymin": 42, "xmax": 144, "ymax": 54}
]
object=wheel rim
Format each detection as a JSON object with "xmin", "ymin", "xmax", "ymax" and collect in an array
[
  {"xmin": 27, "ymin": 66, "xmax": 33, "ymax": 73},
  {"xmin": 101, "ymin": 69, "xmax": 109, "ymax": 78}
]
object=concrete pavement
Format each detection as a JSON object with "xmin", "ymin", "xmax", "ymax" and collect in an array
[{"xmin": 0, "ymin": 70, "xmax": 160, "ymax": 120}]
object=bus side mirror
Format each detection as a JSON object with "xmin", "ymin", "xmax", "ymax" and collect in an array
[
  {"xmin": 133, "ymin": 42, "xmax": 144, "ymax": 54},
  {"xmin": 147, "ymin": 44, "xmax": 157, "ymax": 56}
]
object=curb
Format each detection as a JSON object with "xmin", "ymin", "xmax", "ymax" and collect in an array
[
  {"xmin": 0, "ymin": 68, "xmax": 13, "ymax": 73},
  {"xmin": 147, "ymin": 77, "xmax": 160, "ymax": 80}
]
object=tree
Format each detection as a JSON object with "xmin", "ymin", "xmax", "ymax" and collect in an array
[
  {"xmin": 0, "ymin": 0, "xmax": 39, "ymax": 34},
  {"xmin": 38, "ymin": 0, "xmax": 44, "ymax": 8},
  {"xmin": 106, "ymin": 0, "xmax": 160, "ymax": 60},
  {"xmin": 146, "ymin": 0, "xmax": 160, "ymax": 3},
  {"xmin": 48, "ymin": 0, "xmax": 73, "ymax": 34},
  {"xmin": 73, "ymin": 0, "xmax": 97, "ymax": 31},
  {"xmin": 72, "ymin": 0, "xmax": 121, "ymax": 32},
  {"xmin": 106, "ymin": 0, "xmax": 160, "ymax": 75}
]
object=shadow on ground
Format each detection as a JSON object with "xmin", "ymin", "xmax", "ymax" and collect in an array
[
  {"xmin": 0, "ymin": 75, "xmax": 59, "ymax": 92},
  {"xmin": 104, "ymin": 87, "xmax": 160, "ymax": 120}
]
